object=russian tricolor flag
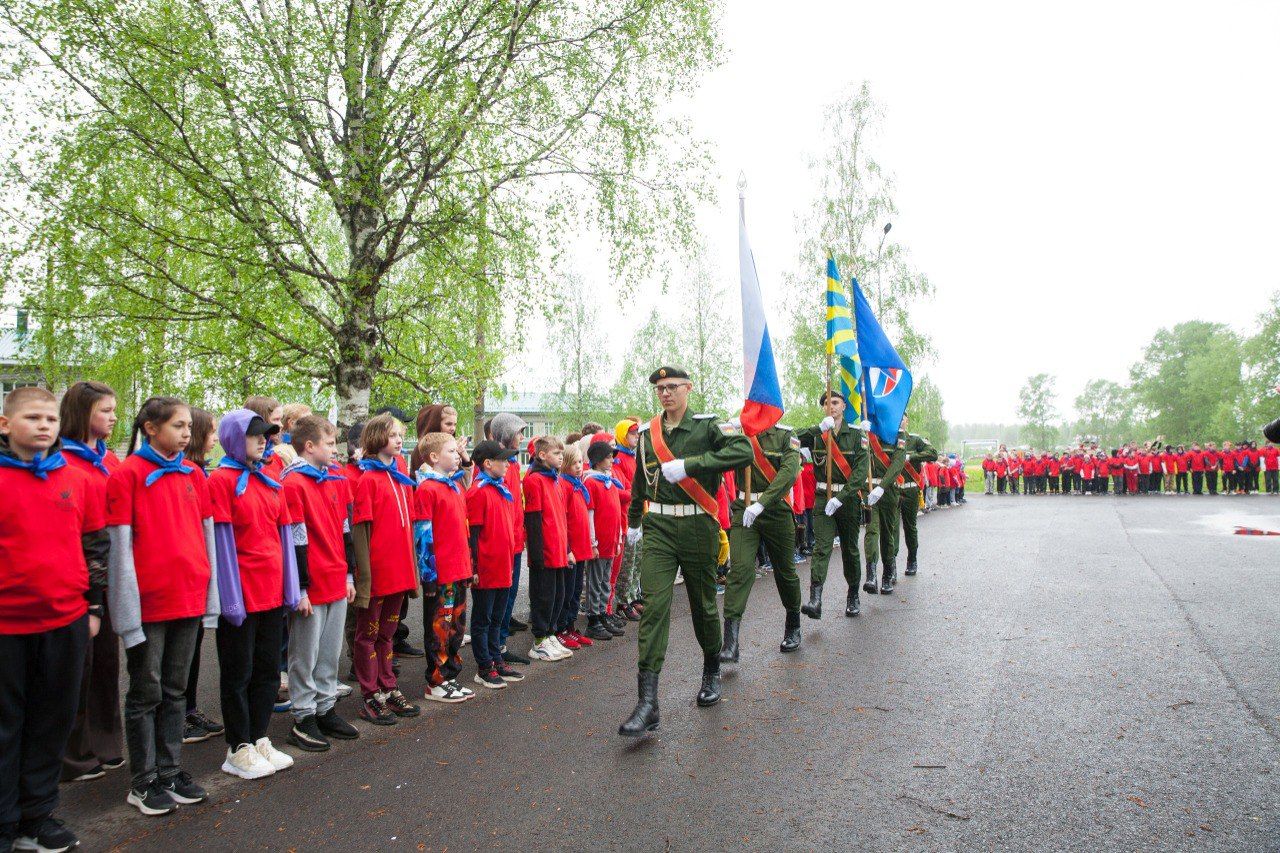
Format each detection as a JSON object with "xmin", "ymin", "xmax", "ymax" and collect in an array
[{"xmin": 738, "ymin": 193, "xmax": 784, "ymax": 436}]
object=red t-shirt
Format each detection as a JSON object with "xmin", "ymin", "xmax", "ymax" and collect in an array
[
  {"xmin": 800, "ymin": 463, "xmax": 816, "ymax": 509},
  {"xmin": 1048, "ymin": 458, "xmax": 1061, "ymax": 476},
  {"xmin": 282, "ymin": 470, "xmax": 352, "ymax": 606},
  {"xmin": 106, "ymin": 455, "xmax": 213, "ymax": 621},
  {"xmin": 343, "ymin": 461, "xmax": 363, "ymax": 484},
  {"xmin": 1262, "ymin": 446, "xmax": 1280, "ymax": 471},
  {"xmin": 260, "ymin": 451, "xmax": 286, "ymax": 482},
  {"xmin": 466, "ymin": 481, "xmax": 515, "ymax": 588},
  {"xmin": 585, "ymin": 473, "xmax": 624, "ymax": 560},
  {"xmin": 62, "ymin": 445, "xmax": 121, "ymax": 488},
  {"xmin": 1220, "ymin": 451, "xmax": 1236, "ymax": 472},
  {"xmin": 208, "ymin": 467, "xmax": 290, "ymax": 613},
  {"xmin": 504, "ymin": 462, "xmax": 526, "ymax": 553},
  {"xmin": 523, "ymin": 469, "xmax": 568, "ymax": 569},
  {"xmin": 612, "ymin": 449, "xmax": 637, "ymax": 490},
  {"xmin": 1136, "ymin": 454, "xmax": 1153, "ymax": 475},
  {"xmin": 0, "ymin": 462, "xmax": 104, "ymax": 634},
  {"xmin": 415, "ymin": 477, "xmax": 471, "ymax": 585},
  {"xmin": 1199, "ymin": 450, "xmax": 1218, "ymax": 470},
  {"xmin": 561, "ymin": 477, "xmax": 593, "ymax": 562},
  {"xmin": 353, "ymin": 469, "xmax": 418, "ymax": 597}
]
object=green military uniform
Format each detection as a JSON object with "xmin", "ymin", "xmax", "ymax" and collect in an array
[
  {"xmin": 628, "ymin": 411, "xmax": 752, "ymax": 674},
  {"xmin": 796, "ymin": 419, "xmax": 869, "ymax": 617},
  {"xmin": 895, "ymin": 433, "xmax": 938, "ymax": 572},
  {"xmin": 862, "ymin": 430, "xmax": 907, "ymax": 594},
  {"xmin": 722, "ymin": 424, "xmax": 801, "ymax": 623}
]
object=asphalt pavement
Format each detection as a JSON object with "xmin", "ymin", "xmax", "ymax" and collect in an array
[{"xmin": 58, "ymin": 492, "xmax": 1280, "ymax": 851}]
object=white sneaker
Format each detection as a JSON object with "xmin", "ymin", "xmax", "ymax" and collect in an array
[
  {"xmin": 462, "ymin": 633, "xmax": 472, "ymax": 646},
  {"xmin": 222, "ymin": 743, "xmax": 275, "ymax": 780},
  {"xmin": 674, "ymin": 573, "xmax": 685, "ymax": 585},
  {"xmin": 447, "ymin": 679, "xmax": 476, "ymax": 697},
  {"xmin": 529, "ymin": 640, "xmax": 557, "ymax": 662},
  {"xmin": 425, "ymin": 682, "xmax": 471, "ymax": 703},
  {"xmin": 335, "ymin": 682, "xmax": 353, "ymax": 698},
  {"xmin": 254, "ymin": 737, "xmax": 294, "ymax": 771},
  {"xmin": 547, "ymin": 636, "xmax": 572, "ymax": 659}
]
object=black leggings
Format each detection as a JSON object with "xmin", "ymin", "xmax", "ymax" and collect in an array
[
  {"xmin": 216, "ymin": 609, "xmax": 284, "ymax": 748},
  {"xmin": 528, "ymin": 564, "xmax": 567, "ymax": 639}
]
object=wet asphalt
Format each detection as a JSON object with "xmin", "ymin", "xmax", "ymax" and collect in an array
[{"xmin": 57, "ymin": 492, "xmax": 1280, "ymax": 851}]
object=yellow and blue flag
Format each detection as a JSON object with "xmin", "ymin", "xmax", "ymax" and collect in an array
[{"xmin": 825, "ymin": 255, "xmax": 862, "ymax": 420}]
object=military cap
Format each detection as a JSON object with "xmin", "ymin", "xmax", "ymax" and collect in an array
[
  {"xmin": 648, "ymin": 366, "xmax": 690, "ymax": 384},
  {"xmin": 819, "ymin": 390, "xmax": 848, "ymax": 406}
]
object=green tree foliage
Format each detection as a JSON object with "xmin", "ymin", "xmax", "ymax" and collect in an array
[
  {"xmin": 1241, "ymin": 292, "xmax": 1280, "ymax": 435},
  {"xmin": 1017, "ymin": 373, "xmax": 1058, "ymax": 449},
  {"xmin": 1129, "ymin": 321, "xmax": 1244, "ymax": 443},
  {"xmin": 1072, "ymin": 379, "xmax": 1134, "ymax": 447},
  {"xmin": 908, "ymin": 375, "xmax": 948, "ymax": 450},
  {"xmin": 1, "ymin": 0, "xmax": 722, "ymax": 430}
]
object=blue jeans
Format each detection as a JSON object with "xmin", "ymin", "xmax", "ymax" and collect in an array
[
  {"xmin": 470, "ymin": 587, "xmax": 509, "ymax": 670},
  {"xmin": 499, "ymin": 553, "xmax": 522, "ymax": 646}
]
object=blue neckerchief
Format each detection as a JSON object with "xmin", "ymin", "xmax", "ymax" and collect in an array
[
  {"xmin": 0, "ymin": 449, "xmax": 67, "ymax": 480},
  {"xmin": 562, "ymin": 473, "xmax": 590, "ymax": 506},
  {"xmin": 615, "ymin": 446, "xmax": 635, "ymax": 458},
  {"xmin": 263, "ymin": 438, "xmax": 276, "ymax": 461},
  {"xmin": 62, "ymin": 438, "xmax": 111, "ymax": 477},
  {"xmin": 359, "ymin": 456, "xmax": 417, "ymax": 487},
  {"xmin": 280, "ymin": 432, "xmax": 291, "ymax": 445},
  {"xmin": 218, "ymin": 455, "xmax": 282, "ymax": 496},
  {"xmin": 135, "ymin": 441, "xmax": 193, "ymax": 487},
  {"xmin": 587, "ymin": 471, "xmax": 624, "ymax": 490},
  {"xmin": 420, "ymin": 469, "xmax": 466, "ymax": 493},
  {"xmin": 531, "ymin": 465, "xmax": 559, "ymax": 483},
  {"xmin": 477, "ymin": 471, "xmax": 513, "ymax": 501},
  {"xmin": 286, "ymin": 462, "xmax": 346, "ymax": 484}
]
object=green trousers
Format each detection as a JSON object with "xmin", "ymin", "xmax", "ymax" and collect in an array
[
  {"xmin": 636, "ymin": 512, "xmax": 722, "ymax": 673},
  {"xmin": 862, "ymin": 489, "xmax": 901, "ymax": 566},
  {"xmin": 810, "ymin": 491, "xmax": 862, "ymax": 588},
  {"xmin": 723, "ymin": 504, "xmax": 800, "ymax": 619},
  {"xmin": 898, "ymin": 486, "xmax": 919, "ymax": 560}
]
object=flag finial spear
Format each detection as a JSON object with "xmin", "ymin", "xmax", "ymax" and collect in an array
[{"xmin": 737, "ymin": 171, "xmax": 747, "ymax": 199}]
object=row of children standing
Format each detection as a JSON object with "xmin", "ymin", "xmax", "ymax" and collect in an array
[{"xmin": 0, "ymin": 382, "xmax": 652, "ymax": 852}]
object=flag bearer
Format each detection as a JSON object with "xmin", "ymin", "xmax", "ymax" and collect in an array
[
  {"xmin": 893, "ymin": 416, "xmax": 937, "ymax": 578},
  {"xmin": 862, "ymin": 420, "xmax": 908, "ymax": 595}
]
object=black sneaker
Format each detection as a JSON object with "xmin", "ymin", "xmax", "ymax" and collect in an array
[
  {"xmin": 161, "ymin": 771, "xmax": 207, "ymax": 805},
  {"xmin": 288, "ymin": 715, "xmax": 331, "ymax": 752},
  {"xmin": 501, "ymin": 648, "xmax": 531, "ymax": 666},
  {"xmin": 101, "ymin": 756, "xmax": 126, "ymax": 771},
  {"xmin": 358, "ymin": 696, "xmax": 397, "ymax": 726},
  {"xmin": 14, "ymin": 815, "xmax": 78, "ymax": 852},
  {"xmin": 605, "ymin": 615, "xmax": 626, "ymax": 635},
  {"xmin": 473, "ymin": 668, "xmax": 506, "ymax": 689},
  {"xmin": 186, "ymin": 709, "xmax": 224, "ymax": 736},
  {"xmin": 392, "ymin": 641, "xmax": 425, "ymax": 658},
  {"xmin": 127, "ymin": 780, "xmax": 177, "ymax": 816},
  {"xmin": 494, "ymin": 663, "xmax": 525, "ymax": 682},
  {"xmin": 586, "ymin": 621, "xmax": 613, "ymax": 641},
  {"xmin": 317, "ymin": 708, "xmax": 360, "ymax": 740},
  {"xmin": 182, "ymin": 720, "xmax": 212, "ymax": 744},
  {"xmin": 507, "ymin": 617, "xmax": 529, "ymax": 633},
  {"xmin": 71, "ymin": 764, "xmax": 105, "ymax": 782},
  {"xmin": 384, "ymin": 689, "xmax": 420, "ymax": 717}
]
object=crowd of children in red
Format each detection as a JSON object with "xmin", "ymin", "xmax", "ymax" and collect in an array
[{"xmin": 979, "ymin": 441, "xmax": 1280, "ymax": 496}]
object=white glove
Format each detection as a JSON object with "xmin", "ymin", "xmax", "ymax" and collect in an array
[
  {"xmin": 727, "ymin": 416, "xmax": 742, "ymax": 429},
  {"xmin": 626, "ymin": 527, "xmax": 643, "ymax": 546},
  {"xmin": 867, "ymin": 486, "xmax": 884, "ymax": 505},
  {"xmin": 819, "ymin": 416, "xmax": 836, "ymax": 432},
  {"xmin": 742, "ymin": 502, "xmax": 765, "ymax": 527},
  {"xmin": 660, "ymin": 458, "xmax": 687, "ymax": 483},
  {"xmin": 824, "ymin": 497, "xmax": 842, "ymax": 516},
  {"xmin": 799, "ymin": 447, "xmax": 813, "ymax": 463},
  {"xmin": 859, "ymin": 420, "xmax": 871, "ymax": 432}
]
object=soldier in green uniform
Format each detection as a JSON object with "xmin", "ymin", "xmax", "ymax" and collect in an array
[
  {"xmin": 894, "ymin": 415, "xmax": 938, "ymax": 577},
  {"xmin": 618, "ymin": 366, "xmax": 752, "ymax": 738},
  {"xmin": 862, "ymin": 417, "xmax": 908, "ymax": 595},
  {"xmin": 795, "ymin": 391, "xmax": 869, "ymax": 620},
  {"xmin": 719, "ymin": 419, "xmax": 802, "ymax": 663}
]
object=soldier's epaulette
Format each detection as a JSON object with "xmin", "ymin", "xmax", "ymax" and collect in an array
[
  {"xmin": 637, "ymin": 421, "xmax": 651, "ymax": 433},
  {"xmin": 693, "ymin": 413, "xmax": 716, "ymax": 420}
]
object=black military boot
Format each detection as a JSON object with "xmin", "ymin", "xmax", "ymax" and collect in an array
[
  {"xmin": 905, "ymin": 557, "xmax": 918, "ymax": 576},
  {"xmin": 800, "ymin": 582, "xmax": 823, "ymax": 619},
  {"xmin": 696, "ymin": 655, "xmax": 721, "ymax": 707},
  {"xmin": 718, "ymin": 618, "xmax": 741, "ymax": 663},
  {"xmin": 863, "ymin": 561, "xmax": 879, "ymax": 594},
  {"xmin": 779, "ymin": 611, "xmax": 801, "ymax": 653},
  {"xmin": 618, "ymin": 671, "xmax": 660, "ymax": 737},
  {"xmin": 845, "ymin": 587, "xmax": 860, "ymax": 617},
  {"xmin": 881, "ymin": 560, "xmax": 897, "ymax": 595}
]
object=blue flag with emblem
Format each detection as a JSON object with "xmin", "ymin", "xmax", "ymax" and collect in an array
[{"xmin": 851, "ymin": 277, "xmax": 913, "ymax": 443}]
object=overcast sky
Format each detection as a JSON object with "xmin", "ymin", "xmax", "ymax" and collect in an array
[{"xmin": 514, "ymin": 0, "xmax": 1280, "ymax": 425}]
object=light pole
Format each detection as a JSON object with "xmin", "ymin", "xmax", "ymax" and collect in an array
[{"xmin": 875, "ymin": 221, "xmax": 892, "ymax": 316}]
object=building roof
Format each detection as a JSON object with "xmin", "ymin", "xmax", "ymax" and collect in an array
[
  {"xmin": 484, "ymin": 391, "xmax": 557, "ymax": 414},
  {"xmin": 0, "ymin": 330, "xmax": 33, "ymax": 366}
]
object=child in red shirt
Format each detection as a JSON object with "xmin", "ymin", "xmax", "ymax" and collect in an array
[
  {"xmin": 415, "ymin": 432, "xmax": 475, "ymax": 702},
  {"xmin": 467, "ymin": 441, "xmax": 522, "ymax": 686},
  {"xmin": 556, "ymin": 445, "xmax": 595, "ymax": 650},
  {"xmin": 208, "ymin": 408, "xmax": 298, "ymax": 780},
  {"xmin": 108, "ymin": 396, "xmax": 217, "ymax": 814},
  {"xmin": 0, "ymin": 387, "xmax": 108, "ymax": 853},
  {"xmin": 353, "ymin": 413, "xmax": 422, "ymax": 723},
  {"xmin": 181, "ymin": 408, "xmax": 224, "ymax": 744},
  {"xmin": 57, "ymin": 381, "xmax": 124, "ymax": 785},
  {"xmin": 610, "ymin": 419, "xmax": 642, "ymax": 620},
  {"xmin": 282, "ymin": 416, "xmax": 359, "ymax": 752},
  {"xmin": 584, "ymin": 442, "xmax": 625, "ymax": 641},
  {"xmin": 523, "ymin": 435, "xmax": 571, "ymax": 662}
]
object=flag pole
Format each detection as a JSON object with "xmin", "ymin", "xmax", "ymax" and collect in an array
[
  {"xmin": 856, "ymin": 279, "xmax": 874, "ymax": 503},
  {"xmin": 739, "ymin": 173, "xmax": 752, "ymax": 499},
  {"xmin": 824, "ymin": 254, "xmax": 834, "ymax": 500}
]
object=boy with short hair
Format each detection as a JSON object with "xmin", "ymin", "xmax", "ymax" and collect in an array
[
  {"xmin": 466, "ymin": 441, "xmax": 524, "ymax": 687},
  {"xmin": 414, "ymin": 432, "xmax": 476, "ymax": 703},
  {"xmin": 0, "ymin": 387, "xmax": 108, "ymax": 853},
  {"xmin": 522, "ymin": 436, "xmax": 572, "ymax": 662},
  {"xmin": 583, "ymin": 442, "xmax": 625, "ymax": 641},
  {"xmin": 282, "ymin": 415, "xmax": 360, "ymax": 752}
]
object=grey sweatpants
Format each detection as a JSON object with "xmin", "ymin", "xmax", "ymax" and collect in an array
[
  {"xmin": 585, "ymin": 557, "xmax": 613, "ymax": 616},
  {"xmin": 287, "ymin": 598, "xmax": 348, "ymax": 720}
]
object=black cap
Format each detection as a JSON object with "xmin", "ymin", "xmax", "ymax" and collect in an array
[
  {"xmin": 819, "ymin": 390, "xmax": 848, "ymax": 406},
  {"xmin": 472, "ymin": 439, "xmax": 516, "ymax": 467},
  {"xmin": 372, "ymin": 405, "xmax": 410, "ymax": 423},
  {"xmin": 245, "ymin": 416, "xmax": 281, "ymax": 438},
  {"xmin": 347, "ymin": 421, "xmax": 365, "ymax": 446},
  {"xmin": 648, "ymin": 366, "xmax": 690, "ymax": 384},
  {"xmin": 587, "ymin": 441, "xmax": 614, "ymax": 468}
]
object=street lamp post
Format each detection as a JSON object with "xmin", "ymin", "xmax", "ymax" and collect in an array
[{"xmin": 875, "ymin": 221, "xmax": 892, "ymax": 316}]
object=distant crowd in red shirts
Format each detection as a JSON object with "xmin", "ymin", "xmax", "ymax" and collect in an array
[{"xmin": 979, "ymin": 441, "xmax": 1280, "ymax": 496}]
